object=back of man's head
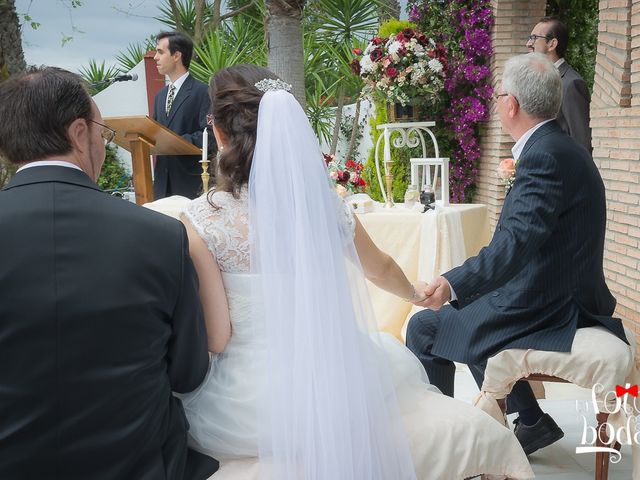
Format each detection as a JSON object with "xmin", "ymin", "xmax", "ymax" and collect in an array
[
  {"xmin": 539, "ymin": 16, "xmax": 569, "ymax": 58},
  {"xmin": 157, "ymin": 31, "xmax": 194, "ymax": 69},
  {"xmin": 0, "ymin": 67, "xmax": 93, "ymax": 165},
  {"xmin": 503, "ymin": 53, "xmax": 562, "ymax": 121}
]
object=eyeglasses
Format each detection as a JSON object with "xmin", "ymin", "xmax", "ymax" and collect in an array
[
  {"xmin": 527, "ymin": 34, "xmax": 551, "ymax": 43},
  {"xmin": 88, "ymin": 119, "xmax": 116, "ymax": 145},
  {"xmin": 494, "ymin": 92, "xmax": 509, "ymax": 100},
  {"xmin": 206, "ymin": 113, "xmax": 214, "ymax": 126}
]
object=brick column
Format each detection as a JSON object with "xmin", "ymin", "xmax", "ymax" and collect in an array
[
  {"xmin": 592, "ymin": 0, "xmax": 640, "ymax": 331},
  {"xmin": 476, "ymin": 0, "xmax": 546, "ymax": 232}
]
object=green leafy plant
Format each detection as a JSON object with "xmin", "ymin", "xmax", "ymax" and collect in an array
[
  {"xmin": 97, "ymin": 145, "xmax": 131, "ymax": 192},
  {"xmin": 78, "ymin": 60, "xmax": 122, "ymax": 95},
  {"xmin": 115, "ymin": 37, "xmax": 156, "ymax": 73},
  {"xmin": 378, "ymin": 19, "xmax": 416, "ymax": 38}
]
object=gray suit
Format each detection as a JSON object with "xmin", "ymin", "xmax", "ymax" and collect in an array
[
  {"xmin": 557, "ymin": 61, "xmax": 592, "ymax": 152},
  {"xmin": 406, "ymin": 121, "xmax": 625, "ymax": 409}
]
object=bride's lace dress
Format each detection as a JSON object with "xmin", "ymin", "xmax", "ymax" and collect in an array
[{"xmin": 179, "ymin": 189, "xmax": 534, "ymax": 479}]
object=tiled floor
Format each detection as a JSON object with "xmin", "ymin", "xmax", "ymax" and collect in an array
[{"xmin": 454, "ymin": 365, "xmax": 635, "ymax": 479}]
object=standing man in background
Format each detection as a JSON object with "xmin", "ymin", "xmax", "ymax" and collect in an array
[
  {"xmin": 153, "ymin": 30, "xmax": 212, "ymax": 199},
  {"xmin": 527, "ymin": 17, "xmax": 592, "ymax": 153}
]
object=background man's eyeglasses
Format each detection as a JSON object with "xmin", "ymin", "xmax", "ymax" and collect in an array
[
  {"xmin": 527, "ymin": 34, "xmax": 551, "ymax": 42},
  {"xmin": 89, "ymin": 119, "xmax": 116, "ymax": 145},
  {"xmin": 494, "ymin": 93, "xmax": 509, "ymax": 100}
]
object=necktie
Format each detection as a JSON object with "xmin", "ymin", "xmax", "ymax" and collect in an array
[{"xmin": 166, "ymin": 84, "xmax": 176, "ymax": 116}]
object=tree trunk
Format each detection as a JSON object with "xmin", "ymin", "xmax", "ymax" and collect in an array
[
  {"xmin": 266, "ymin": 0, "xmax": 306, "ymax": 109},
  {"xmin": 0, "ymin": 0, "xmax": 27, "ymax": 78},
  {"xmin": 345, "ymin": 97, "xmax": 361, "ymax": 160},
  {"xmin": 194, "ymin": 0, "xmax": 206, "ymax": 43},
  {"xmin": 168, "ymin": 0, "xmax": 183, "ymax": 31},
  {"xmin": 329, "ymin": 84, "xmax": 345, "ymax": 155},
  {"xmin": 378, "ymin": 0, "xmax": 400, "ymax": 22}
]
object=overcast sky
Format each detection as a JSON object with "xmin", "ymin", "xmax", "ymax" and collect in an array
[
  {"xmin": 16, "ymin": 0, "xmax": 166, "ymax": 73},
  {"xmin": 16, "ymin": 0, "xmax": 409, "ymax": 75}
]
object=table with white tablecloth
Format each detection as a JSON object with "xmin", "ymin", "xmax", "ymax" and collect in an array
[{"xmin": 356, "ymin": 203, "xmax": 491, "ymax": 340}]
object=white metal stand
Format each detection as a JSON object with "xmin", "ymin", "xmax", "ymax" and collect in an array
[{"xmin": 374, "ymin": 121, "xmax": 449, "ymax": 208}]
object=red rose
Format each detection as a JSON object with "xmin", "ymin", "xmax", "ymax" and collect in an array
[
  {"xmin": 386, "ymin": 67, "xmax": 398, "ymax": 78},
  {"xmin": 350, "ymin": 58, "xmax": 361, "ymax": 76},
  {"xmin": 397, "ymin": 46, "xmax": 408, "ymax": 57},
  {"xmin": 402, "ymin": 28, "xmax": 415, "ymax": 39},
  {"xmin": 337, "ymin": 170, "xmax": 350, "ymax": 183},
  {"xmin": 416, "ymin": 34, "xmax": 428, "ymax": 46},
  {"xmin": 323, "ymin": 153, "xmax": 334, "ymax": 165},
  {"xmin": 370, "ymin": 48, "xmax": 384, "ymax": 62},
  {"xmin": 371, "ymin": 37, "xmax": 384, "ymax": 46},
  {"xmin": 352, "ymin": 47, "xmax": 363, "ymax": 55},
  {"xmin": 427, "ymin": 49, "xmax": 436, "ymax": 59}
]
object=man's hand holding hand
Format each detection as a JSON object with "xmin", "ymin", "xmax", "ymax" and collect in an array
[{"xmin": 413, "ymin": 276, "xmax": 451, "ymax": 310}]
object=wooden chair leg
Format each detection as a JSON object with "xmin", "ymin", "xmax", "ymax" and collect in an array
[{"xmin": 595, "ymin": 412, "xmax": 610, "ymax": 480}]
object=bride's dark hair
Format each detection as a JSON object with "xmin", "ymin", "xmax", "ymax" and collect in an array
[{"xmin": 208, "ymin": 64, "xmax": 280, "ymax": 198}]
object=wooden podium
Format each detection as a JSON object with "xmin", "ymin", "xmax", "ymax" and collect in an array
[{"xmin": 103, "ymin": 115, "xmax": 202, "ymax": 205}]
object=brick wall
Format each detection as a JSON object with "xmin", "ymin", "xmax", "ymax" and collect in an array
[
  {"xmin": 477, "ymin": 0, "xmax": 546, "ymax": 232},
  {"xmin": 478, "ymin": 0, "xmax": 640, "ymax": 331},
  {"xmin": 592, "ymin": 0, "xmax": 640, "ymax": 332}
]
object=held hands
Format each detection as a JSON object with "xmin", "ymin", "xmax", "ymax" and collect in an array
[{"xmin": 412, "ymin": 276, "xmax": 451, "ymax": 310}]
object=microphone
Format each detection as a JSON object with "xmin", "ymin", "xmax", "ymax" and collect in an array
[{"xmin": 111, "ymin": 73, "xmax": 138, "ymax": 82}]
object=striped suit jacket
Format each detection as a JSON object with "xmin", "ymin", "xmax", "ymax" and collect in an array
[{"xmin": 432, "ymin": 120, "xmax": 626, "ymax": 365}]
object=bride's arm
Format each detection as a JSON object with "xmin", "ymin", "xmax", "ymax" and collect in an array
[
  {"xmin": 181, "ymin": 218, "xmax": 232, "ymax": 353},
  {"xmin": 353, "ymin": 217, "xmax": 426, "ymax": 302}
]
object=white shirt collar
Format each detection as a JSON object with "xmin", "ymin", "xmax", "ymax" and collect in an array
[
  {"xmin": 554, "ymin": 58, "xmax": 565, "ymax": 68},
  {"xmin": 17, "ymin": 160, "xmax": 83, "ymax": 173},
  {"xmin": 511, "ymin": 119, "xmax": 554, "ymax": 161},
  {"xmin": 169, "ymin": 71, "xmax": 189, "ymax": 94}
]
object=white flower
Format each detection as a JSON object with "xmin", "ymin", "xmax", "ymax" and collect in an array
[
  {"xmin": 413, "ymin": 43, "xmax": 425, "ymax": 56},
  {"xmin": 388, "ymin": 41, "xmax": 403, "ymax": 56},
  {"xmin": 428, "ymin": 58, "xmax": 443, "ymax": 73},
  {"xmin": 360, "ymin": 55, "xmax": 375, "ymax": 73}
]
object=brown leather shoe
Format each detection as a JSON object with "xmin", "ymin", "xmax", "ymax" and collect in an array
[{"xmin": 514, "ymin": 413, "xmax": 564, "ymax": 455}]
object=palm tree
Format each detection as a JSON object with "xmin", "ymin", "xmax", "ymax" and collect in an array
[
  {"xmin": 0, "ymin": 0, "xmax": 27, "ymax": 79},
  {"xmin": 266, "ymin": 0, "xmax": 306, "ymax": 109}
]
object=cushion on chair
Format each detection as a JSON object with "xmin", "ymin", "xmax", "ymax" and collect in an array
[
  {"xmin": 477, "ymin": 326, "xmax": 637, "ymax": 416},
  {"xmin": 475, "ymin": 326, "xmax": 640, "ymax": 478},
  {"xmin": 143, "ymin": 195, "xmax": 191, "ymax": 220}
]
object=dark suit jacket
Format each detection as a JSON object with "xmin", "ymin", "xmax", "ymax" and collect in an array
[
  {"xmin": 154, "ymin": 74, "xmax": 212, "ymax": 199},
  {"xmin": 557, "ymin": 61, "xmax": 592, "ymax": 153},
  {"xmin": 0, "ymin": 166, "xmax": 217, "ymax": 479},
  {"xmin": 432, "ymin": 121, "xmax": 626, "ymax": 365}
]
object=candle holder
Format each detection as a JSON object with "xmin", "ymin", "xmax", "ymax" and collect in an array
[
  {"xmin": 383, "ymin": 163, "xmax": 394, "ymax": 209},
  {"xmin": 200, "ymin": 159, "xmax": 211, "ymax": 193}
]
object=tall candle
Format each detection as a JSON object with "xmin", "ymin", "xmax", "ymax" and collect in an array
[
  {"xmin": 201, "ymin": 127, "xmax": 208, "ymax": 163},
  {"xmin": 383, "ymin": 127, "xmax": 391, "ymax": 173}
]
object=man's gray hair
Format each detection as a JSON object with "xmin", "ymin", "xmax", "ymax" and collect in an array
[{"xmin": 502, "ymin": 53, "xmax": 562, "ymax": 120}]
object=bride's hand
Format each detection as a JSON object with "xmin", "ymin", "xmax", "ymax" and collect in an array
[{"xmin": 411, "ymin": 281, "xmax": 429, "ymax": 304}]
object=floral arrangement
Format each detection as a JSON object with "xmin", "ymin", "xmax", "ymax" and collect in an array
[
  {"xmin": 408, "ymin": 0, "xmax": 494, "ymax": 203},
  {"xmin": 351, "ymin": 28, "xmax": 447, "ymax": 107},
  {"xmin": 497, "ymin": 158, "xmax": 516, "ymax": 192},
  {"xmin": 324, "ymin": 153, "xmax": 367, "ymax": 196}
]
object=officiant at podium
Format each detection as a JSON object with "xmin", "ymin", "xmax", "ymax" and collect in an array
[{"xmin": 153, "ymin": 31, "xmax": 213, "ymax": 199}]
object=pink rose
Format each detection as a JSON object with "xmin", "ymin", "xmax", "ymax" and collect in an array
[{"xmin": 497, "ymin": 158, "xmax": 515, "ymax": 181}]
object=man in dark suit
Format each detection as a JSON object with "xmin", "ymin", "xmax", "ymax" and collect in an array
[
  {"xmin": 406, "ymin": 53, "xmax": 626, "ymax": 455},
  {"xmin": 527, "ymin": 16, "xmax": 592, "ymax": 152},
  {"xmin": 0, "ymin": 67, "xmax": 218, "ymax": 479},
  {"xmin": 153, "ymin": 31, "xmax": 212, "ymax": 199}
]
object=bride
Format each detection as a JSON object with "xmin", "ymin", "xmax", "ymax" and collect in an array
[{"xmin": 178, "ymin": 64, "xmax": 533, "ymax": 480}]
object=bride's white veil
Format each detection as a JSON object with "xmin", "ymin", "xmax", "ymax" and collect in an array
[{"xmin": 249, "ymin": 88, "xmax": 416, "ymax": 479}]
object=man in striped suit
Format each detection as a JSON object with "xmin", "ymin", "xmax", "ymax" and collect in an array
[{"xmin": 406, "ymin": 53, "xmax": 627, "ymax": 455}]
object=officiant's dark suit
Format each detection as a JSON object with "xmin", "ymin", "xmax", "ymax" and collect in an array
[
  {"xmin": 153, "ymin": 31, "xmax": 212, "ymax": 200},
  {"xmin": 153, "ymin": 74, "xmax": 210, "ymax": 199},
  {"xmin": 406, "ymin": 53, "xmax": 626, "ymax": 452},
  {"xmin": 0, "ymin": 67, "xmax": 217, "ymax": 480}
]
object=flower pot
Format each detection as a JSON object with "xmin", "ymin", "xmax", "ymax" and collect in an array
[{"xmin": 387, "ymin": 103, "xmax": 421, "ymax": 122}]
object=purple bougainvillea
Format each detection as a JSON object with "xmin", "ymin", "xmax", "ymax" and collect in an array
[{"xmin": 408, "ymin": 0, "xmax": 494, "ymax": 202}]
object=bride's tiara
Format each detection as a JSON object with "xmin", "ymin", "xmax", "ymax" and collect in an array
[{"xmin": 254, "ymin": 78, "xmax": 292, "ymax": 93}]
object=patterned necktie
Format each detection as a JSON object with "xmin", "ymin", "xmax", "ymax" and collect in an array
[{"xmin": 166, "ymin": 84, "xmax": 176, "ymax": 116}]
